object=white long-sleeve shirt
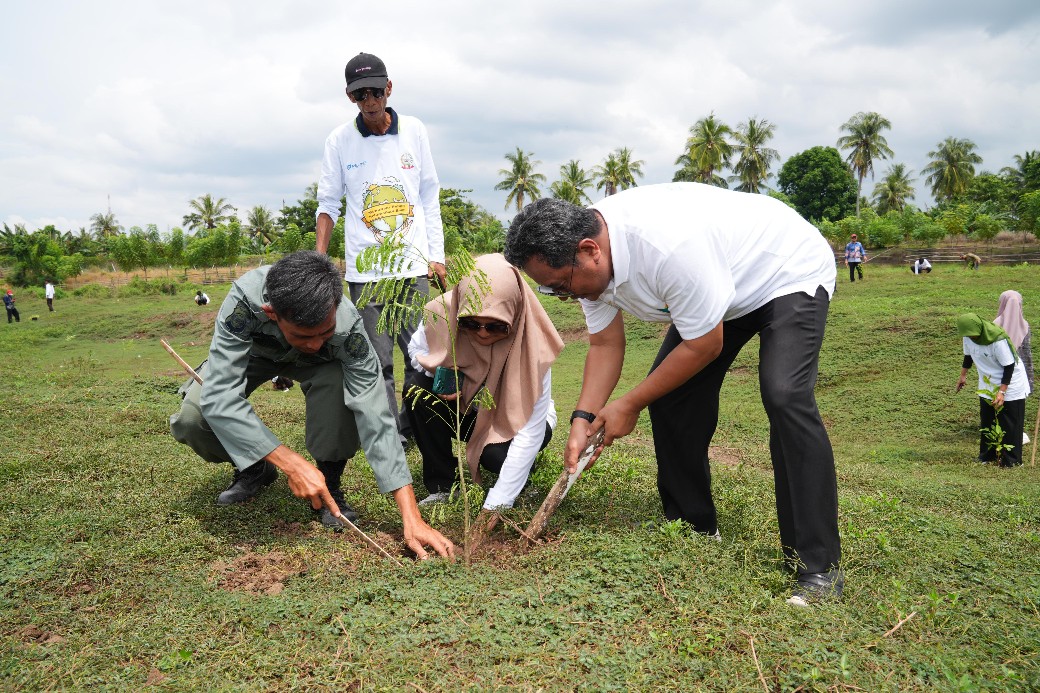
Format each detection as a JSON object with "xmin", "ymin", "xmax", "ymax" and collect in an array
[
  {"xmin": 408, "ymin": 327, "xmax": 557, "ymax": 509},
  {"xmin": 316, "ymin": 108, "xmax": 444, "ymax": 282}
]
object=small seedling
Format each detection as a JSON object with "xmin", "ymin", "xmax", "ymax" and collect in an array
[{"xmin": 977, "ymin": 376, "xmax": 1014, "ymax": 465}]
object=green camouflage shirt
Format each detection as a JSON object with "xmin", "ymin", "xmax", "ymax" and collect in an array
[{"xmin": 200, "ymin": 265, "xmax": 411, "ymax": 493}]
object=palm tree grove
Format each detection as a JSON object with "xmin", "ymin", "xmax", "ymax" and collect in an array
[{"xmin": 3, "ymin": 112, "xmax": 1039, "ymax": 287}]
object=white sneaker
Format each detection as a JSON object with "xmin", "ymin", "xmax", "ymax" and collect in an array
[
  {"xmin": 1024, "ymin": 432, "xmax": 1031, "ymax": 445},
  {"xmin": 418, "ymin": 492, "xmax": 450, "ymax": 506}
]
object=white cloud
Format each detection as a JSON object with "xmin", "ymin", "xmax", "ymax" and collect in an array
[{"xmin": 1, "ymin": 0, "xmax": 1038, "ymax": 230}]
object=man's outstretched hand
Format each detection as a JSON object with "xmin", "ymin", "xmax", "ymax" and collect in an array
[
  {"xmin": 393, "ymin": 485, "xmax": 456, "ymax": 560},
  {"xmin": 265, "ymin": 445, "xmax": 337, "ymax": 511}
]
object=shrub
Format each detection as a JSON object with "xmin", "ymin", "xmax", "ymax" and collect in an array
[
  {"xmin": 119, "ymin": 277, "xmax": 180, "ymax": 297},
  {"xmin": 73, "ymin": 284, "xmax": 115, "ymax": 298}
]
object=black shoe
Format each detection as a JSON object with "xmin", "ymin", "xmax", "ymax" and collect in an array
[
  {"xmin": 321, "ymin": 488, "xmax": 359, "ymax": 529},
  {"xmin": 215, "ymin": 461, "xmax": 277, "ymax": 505},
  {"xmin": 787, "ymin": 568, "xmax": 844, "ymax": 607}
]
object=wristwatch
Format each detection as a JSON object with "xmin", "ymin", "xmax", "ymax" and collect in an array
[{"xmin": 570, "ymin": 410, "xmax": 596, "ymax": 424}]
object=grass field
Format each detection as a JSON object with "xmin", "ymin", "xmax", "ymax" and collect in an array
[{"xmin": 2, "ymin": 264, "xmax": 1039, "ymax": 690}]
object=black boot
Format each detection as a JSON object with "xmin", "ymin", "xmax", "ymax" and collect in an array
[
  {"xmin": 316, "ymin": 460, "xmax": 358, "ymax": 528},
  {"xmin": 216, "ymin": 461, "xmax": 277, "ymax": 505}
]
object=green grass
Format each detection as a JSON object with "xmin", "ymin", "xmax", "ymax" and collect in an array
[{"xmin": 2, "ymin": 264, "xmax": 1040, "ymax": 690}]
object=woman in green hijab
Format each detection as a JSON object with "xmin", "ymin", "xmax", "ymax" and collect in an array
[{"xmin": 955, "ymin": 313, "xmax": 1030, "ymax": 467}]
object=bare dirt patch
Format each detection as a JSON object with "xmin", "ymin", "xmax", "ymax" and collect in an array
[
  {"xmin": 211, "ymin": 550, "xmax": 307, "ymax": 595},
  {"xmin": 709, "ymin": 446, "xmax": 742, "ymax": 467},
  {"xmin": 15, "ymin": 625, "xmax": 66, "ymax": 644},
  {"xmin": 558, "ymin": 327, "xmax": 590, "ymax": 343}
]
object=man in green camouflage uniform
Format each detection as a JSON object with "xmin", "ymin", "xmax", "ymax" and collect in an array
[{"xmin": 170, "ymin": 250, "xmax": 454, "ymax": 559}]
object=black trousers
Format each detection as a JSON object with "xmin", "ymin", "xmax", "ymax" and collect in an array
[
  {"xmin": 979, "ymin": 396, "xmax": 1025, "ymax": 467},
  {"xmin": 5, "ymin": 306, "xmax": 19, "ymax": 323},
  {"xmin": 848, "ymin": 262, "xmax": 863, "ymax": 282},
  {"xmin": 405, "ymin": 371, "xmax": 552, "ymax": 493},
  {"xmin": 647, "ymin": 286, "xmax": 841, "ymax": 574}
]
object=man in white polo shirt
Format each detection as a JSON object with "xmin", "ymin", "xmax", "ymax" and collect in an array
[{"xmin": 504, "ymin": 183, "xmax": 842, "ymax": 605}]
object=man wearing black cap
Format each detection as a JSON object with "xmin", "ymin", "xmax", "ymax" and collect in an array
[
  {"xmin": 843, "ymin": 233, "xmax": 865, "ymax": 282},
  {"xmin": 315, "ymin": 52, "xmax": 446, "ymax": 447}
]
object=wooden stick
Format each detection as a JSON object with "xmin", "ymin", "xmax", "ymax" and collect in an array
[
  {"xmin": 497, "ymin": 512, "xmax": 542, "ymax": 544},
  {"xmin": 747, "ymin": 633, "xmax": 769, "ymax": 693},
  {"xmin": 882, "ymin": 610, "xmax": 916, "ymax": 638},
  {"xmin": 1031, "ymin": 401, "xmax": 1040, "ymax": 467},
  {"xmin": 160, "ymin": 338, "xmax": 203, "ymax": 384},
  {"xmin": 161, "ymin": 337, "xmax": 404, "ymax": 566},
  {"xmin": 524, "ymin": 429, "xmax": 604, "ymax": 542},
  {"xmin": 333, "ymin": 514, "xmax": 405, "ymax": 568}
]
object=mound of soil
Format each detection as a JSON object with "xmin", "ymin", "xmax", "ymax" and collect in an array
[{"xmin": 211, "ymin": 550, "xmax": 307, "ymax": 596}]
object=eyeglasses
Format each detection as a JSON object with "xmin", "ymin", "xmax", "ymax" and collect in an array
[
  {"xmin": 458, "ymin": 317, "xmax": 510, "ymax": 335},
  {"xmin": 536, "ymin": 251, "xmax": 578, "ymax": 298},
  {"xmin": 350, "ymin": 87, "xmax": 385, "ymax": 102}
]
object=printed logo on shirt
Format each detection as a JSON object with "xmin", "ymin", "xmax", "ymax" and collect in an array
[
  {"xmin": 344, "ymin": 331, "xmax": 370, "ymax": 361},
  {"xmin": 346, "ymin": 161, "xmax": 366, "ymax": 171},
  {"xmin": 225, "ymin": 300, "xmax": 256, "ymax": 336},
  {"xmin": 360, "ymin": 177, "xmax": 414, "ymax": 243},
  {"xmin": 400, "ymin": 153, "xmax": 415, "ymax": 170}
]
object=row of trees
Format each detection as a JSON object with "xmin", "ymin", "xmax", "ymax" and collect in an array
[
  {"xmin": 495, "ymin": 111, "xmax": 1040, "ymax": 240},
  {"xmin": 0, "ymin": 186, "xmax": 506, "ymax": 286}
]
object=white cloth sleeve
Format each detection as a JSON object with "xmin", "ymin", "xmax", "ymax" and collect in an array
[
  {"xmin": 316, "ymin": 133, "xmax": 345, "ymax": 223},
  {"xmin": 416, "ymin": 123, "xmax": 444, "ymax": 264},
  {"xmin": 482, "ymin": 369, "xmax": 556, "ymax": 510},
  {"xmin": 407, "ymin": 322, "xmax": 435, "ymax": 377}
]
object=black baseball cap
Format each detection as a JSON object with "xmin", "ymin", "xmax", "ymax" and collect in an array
[{"xmin": 345, "ymin": 52, "xmax": 388, "ymax": 90}]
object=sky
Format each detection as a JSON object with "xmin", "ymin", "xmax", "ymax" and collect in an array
[{"xmin": 2, "ymin": 0, "xmax": 1039, "ymax": 234}]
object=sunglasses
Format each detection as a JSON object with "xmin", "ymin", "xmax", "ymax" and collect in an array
[
  {"xmin": 458, "ymin": 317, "xmax": 510, "ymax": 335},
  {"xmin": 350, "ymin": 87, "xmax": 385, "ymax": 102}
]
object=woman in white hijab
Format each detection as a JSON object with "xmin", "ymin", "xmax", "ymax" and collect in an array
[{"xmin": 994, "ymin": 290, "xmax": 1033, "ymax": 393}]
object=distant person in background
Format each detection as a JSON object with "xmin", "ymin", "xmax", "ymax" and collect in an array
[
  {"xmin": 994, "ymin": 290, "xmax": 1033, "ymax": 394},
  {"xmin": 4, "ymin": 289, "xmax": 19, "ymax": 323},
  {"xmin": 961, "ymin": 253, "xmax": 982, "ymax": 270},
  {"xmin": 45, "ymin": 281, "xmax": 55, "ymax": 311},
  {"xmin": 195, "ymin": 290, "xmax": 210, "ymax": 306},
  {"xmin": 844, "ymin": 233, "xmax": 865, "ymax": 282},
  {"xmin": 911, "ymin": 257, "xmax": 932, "ymax": 275},
  {"xmin": 955, "ymin": 313, "xmax": 1030, "ymax": 467}
]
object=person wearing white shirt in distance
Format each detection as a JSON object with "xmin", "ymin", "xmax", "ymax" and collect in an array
[{"xmin": 405, "ymin": 254, "xmax": 563, "ymax": 515}]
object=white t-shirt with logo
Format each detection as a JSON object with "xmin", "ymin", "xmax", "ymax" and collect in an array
[
  {"xmin": 963, "ymin": 337, "xmax": 1030, "ymax": 401},
  {"xmin": 580, "ymin": 183, "xmax": 837, "ymax": 340},
  {"xmin": 316, "ymin": 110, "xmax": 444, "ymax": 282}
]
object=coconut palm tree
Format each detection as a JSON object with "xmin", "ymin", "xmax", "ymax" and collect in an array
[
  {"xmin": 592, "ymin": 152, "xmax": 624, "ymax": 197},
  {"xmin": 245, "ymin": 205, "xmax": 279, "ymax": 259},
  {"xmin": 836, "ymin": 111, "xmax": 894, "ymax": 215},
  {"xmin": 182, "ymin": 194, "xmax": 237, "ymax": 232},
  {"xmin": 89, "ymin": 211, "xmax": 122, "ymax": 238},
  {"xmin": 730, "ymin": 117, "xmax": 780, "ymax": 193},
  {"xmin": 614, "ymin": 147, "xmax": 645, "ymax": 190},
  {"xmin": 871, "ymin": 163, "xmax": 916, "ymax": 214},
  {"xmin": 551, "ymin": 160, "xmax": 594, "ymax": 205},
  {"xmin": 673, "ymin": 113, "xmax": 733, "ymax": 187},
  {"xmin": 923, "ymin": 137, "xmax": 983, "ymax": 203},
  {"xmin": 1000, "ymin": 151, "xmax": 1040, "ymax": 190},
  {"xmin": 593, "ymin": 147, "xmax": 645, "ymax": 197},
  {"xmin": 495, "ymin": 148, "xmax": 546, "ymax": 212}
]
